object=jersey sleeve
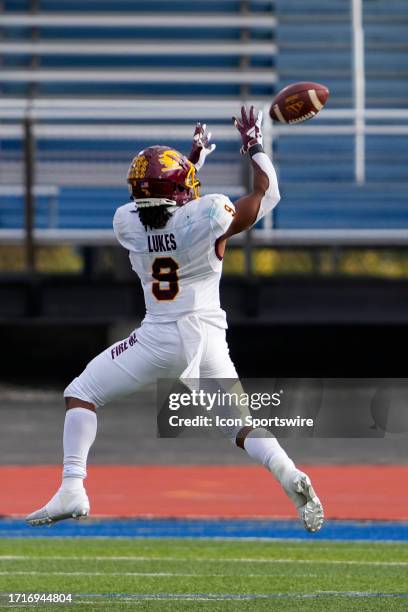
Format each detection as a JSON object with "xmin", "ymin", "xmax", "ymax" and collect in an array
[
  {"xmin": 208, "ymin": 194, "xmax": 236, "ymax": 238},
  {"xmin": 113, "ymin": 203, "xmax": 137, "ymax": 251}
]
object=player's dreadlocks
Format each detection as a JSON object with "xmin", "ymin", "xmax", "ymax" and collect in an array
[{"xmin": 137, "ymin": 205, "xmax": 174, "ymax": 231}]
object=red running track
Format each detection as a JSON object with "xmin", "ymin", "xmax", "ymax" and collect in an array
[{"xmin": 1, "ymin": 465, "xmax": 407, "ymax": 521}]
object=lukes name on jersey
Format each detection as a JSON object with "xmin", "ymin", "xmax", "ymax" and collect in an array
[{"xmin": 148, "ymin": 233, "xmax": 177, "ymax": 253}]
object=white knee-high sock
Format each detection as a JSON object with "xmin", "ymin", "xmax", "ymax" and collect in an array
[
  {"xmin": 243, "ymin": 428, "xmax": 295, "ymax": 483},
  {"xmin": 62, "ymin": 407, "xmax": 97, "ymax": 484}
]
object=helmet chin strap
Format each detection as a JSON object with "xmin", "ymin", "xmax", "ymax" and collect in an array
[{"xmin": 133, "ymin": 197, "xmax": 177, "ymax": 208}]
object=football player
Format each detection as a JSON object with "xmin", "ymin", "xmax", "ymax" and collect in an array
[{"xmin": 26, "ymin": 107, "xmax": 323, "ymax": 533}]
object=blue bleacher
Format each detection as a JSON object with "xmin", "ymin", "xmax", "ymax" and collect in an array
[
  {"xmin": 1, "ymin": 0, "xmax": 408, "ymax": 232},
  {"xmin": 0, "ymin": 185, "xmax": 248, "ymax": 230},
  {"xmin": 0, "ymin": 0, "xmax": 276, "ymax": 96},
  {"xmin": 6, "ymin": 1, "xmax": 273, "ymax": 12},
  {"xmin": 275, "ymin": 183, "xmax": 408, "ymax": 229},
  {"xmin": 0, "ymin": 0, "xmax": 275, "ymax": 231},
  {"xmin": 273, "ymin": 0, "xmax": 408, "ymax": 229}
]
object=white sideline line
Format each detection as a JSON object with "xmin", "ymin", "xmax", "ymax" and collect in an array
[
  {"xmin": 1, "ymin": 592, "xmax": 407, "ymax": 605},
  {"xmin": 0, "ymin": 571, "xmax": 319, "ymax": 578},
  {"xmin": 0, "ymin": 571, "xmax": 197, "ymax": 576},
  {"xmin": 73, "ymin": 592, "xmax": 408, "ymax": 601},
  {"xmin": 2, "ymin": 592, "xmax": 407, "ymax": 604},
  {"xmin": 1, "ymin": 556, "xmax": 408, "ymax": 566}
]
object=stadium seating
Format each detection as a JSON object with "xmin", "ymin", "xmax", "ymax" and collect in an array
[
  {"xmin": 0, "ymin": 0, "xmax": 407, "ymax": 231},
  {"xmin": 0, "ymin": 1, "xmax": 276, "ymax": 98},
  {"xmin": 0, "ymin": 0, "xmax": 276, "ymax": 230},
  {"xmin": 273, "ymin": 0, "xmax": 408, "ymax": 229}
]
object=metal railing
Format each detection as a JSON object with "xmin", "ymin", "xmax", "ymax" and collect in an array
[
  {"xmin": 1, "ymin": 105, "xmax": 408, "ymax": 243},
  {"xmin": 3, "ymin": 228, "xmax": 408, "ymax": 248},
  {"xmin": 352, "ymin": 0, "xmax": 366, "ymax": 184},
  {"xmin": 0, "ymin": 69, "xmax": 277, "ymax": 85},
  {"xmin": 0, "ymin": 41, "xmax": 277, "ymax": 57},
  {"xmin": 0, "ymin": 13, "xmax": 276, "ymax": 27},
  {"xmin": 1, "ymin": 0, "xmax": 407, "ymax": 266}
]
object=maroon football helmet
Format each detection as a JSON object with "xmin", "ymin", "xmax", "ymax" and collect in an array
[{"xmin": 127, "ymin": 145, "xmax": 200, "ymax": 206}]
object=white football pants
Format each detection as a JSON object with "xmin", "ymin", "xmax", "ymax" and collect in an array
[{"xmin": 64, "ymin": 320, "xmax": 238, "ymax": 408}]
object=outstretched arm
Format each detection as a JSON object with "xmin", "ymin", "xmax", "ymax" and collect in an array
[{"xmin": 221, "ymin": 106, "xmax": 280, "ymax": 240}]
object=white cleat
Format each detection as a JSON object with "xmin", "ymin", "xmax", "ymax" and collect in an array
[
  {"xmin": 282, "ymin": 470, "xmax": 324, "ymax": 533},
  {"xmin": 26, "ymin": 487, "xmax": 90, "ymax": 526}
]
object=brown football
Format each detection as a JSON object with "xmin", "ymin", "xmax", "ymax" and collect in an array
[{"xmin": 270, "ymin": 81, "xmax": 330, "ymax": 124}]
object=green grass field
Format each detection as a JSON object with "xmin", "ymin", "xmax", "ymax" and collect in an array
[{"xmin": 0, "ymin": 538, "xmax": 407, "ymax": 611}]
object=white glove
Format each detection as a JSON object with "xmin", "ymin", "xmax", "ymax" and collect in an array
[{"xmin": 188, "ymin": 122, "xmax": 216, "ymax": 171}]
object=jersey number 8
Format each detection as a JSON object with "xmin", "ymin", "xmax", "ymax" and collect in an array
[{"xmin": 152, "ymin": 257, "xmax": 179, "ymax": 301}]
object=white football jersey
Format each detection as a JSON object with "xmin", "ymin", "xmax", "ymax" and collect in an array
[{"xmin": 113, "ymin": 194, "xmax": 236, "ymax": 328}]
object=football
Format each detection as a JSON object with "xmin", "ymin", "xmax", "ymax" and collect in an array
[{"xmin": 269, "ymin": 81, "xmax": 330, "ymax": 124}]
